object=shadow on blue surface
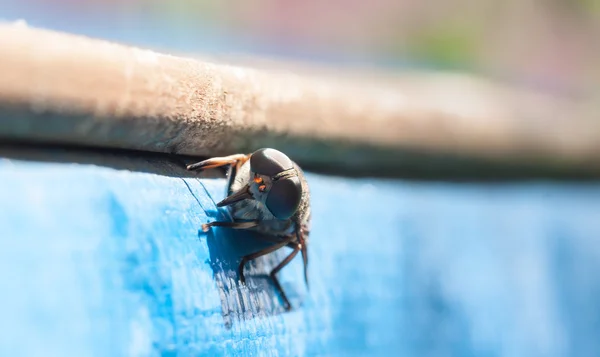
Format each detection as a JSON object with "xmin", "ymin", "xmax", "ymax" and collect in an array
[
  {"xmin": 203, "ymin": 228, "xmax": 297, "ymax": 328},
  {"xmin": 2, "ymin": 143, "xmax": 600, "ymax": 356},
  {"xmin": 182, "ymin": 173, "xmax": 301, "ymax": 327}
]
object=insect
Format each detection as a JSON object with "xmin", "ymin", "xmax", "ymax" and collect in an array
[{"xmin": 187, "ymin": 148, "xmax": 311, "ymax": 311}]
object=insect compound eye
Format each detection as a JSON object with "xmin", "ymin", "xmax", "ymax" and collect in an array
[
  {"xmin": 250, "ymin": 148, "xmax": 294, "ymax": 177},
  {"xmin": 266, "ymin": 176, "xmax": 302, "ymax": 220}
]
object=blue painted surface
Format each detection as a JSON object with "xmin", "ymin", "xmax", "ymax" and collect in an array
[{"xmin": 1, "ymin": 157, "xmax": 600, "ymax": 356}]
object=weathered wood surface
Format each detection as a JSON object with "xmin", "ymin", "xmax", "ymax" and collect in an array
[
  {"xmin": 0, "ymin": 22, "xmax": 599, "ymax": 178},
  {"xmin": 1, "ymin": 147, "xmax": 600, "ymax": 356}
]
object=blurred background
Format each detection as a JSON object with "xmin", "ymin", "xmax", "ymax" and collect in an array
[
  {"xmin": 3, "ymin": 0, "xmax": 600, "ymax": 97},
  {"xmin": 2, "ymin": 2, "xmax": 600, "ymax": 357}
]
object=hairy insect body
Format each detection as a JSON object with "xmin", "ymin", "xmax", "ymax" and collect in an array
[{"xmin": 187, "ymin": 148, "xmax": 311, "ymax": 311}]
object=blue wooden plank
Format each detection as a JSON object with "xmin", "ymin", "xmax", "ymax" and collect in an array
[{"xmin": 1, "ymin": 157, "xmax": 600, "ymax": 356}]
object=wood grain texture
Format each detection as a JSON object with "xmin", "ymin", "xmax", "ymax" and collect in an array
[
  {"xmin": 0, "ymin": 22, "xmax": 599, "ymax": 177},
  {"xmin": 2, "ymin": 150, "xmax": 600, "ymax": 356}
]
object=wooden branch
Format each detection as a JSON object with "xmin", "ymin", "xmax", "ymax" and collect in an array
[{"xmin": 0, "ymin": 22, "xmax": 599, "ymax": 177}]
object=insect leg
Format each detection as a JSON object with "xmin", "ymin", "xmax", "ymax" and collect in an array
[
  {"xmin": 270, "ymin": 245, "xmax": 301, "ymax": 311},
  {"xmin": 238, "ymin": 234, "xmax": 296, "ymax": 284},
  {"xmin": 241, "ymin": 233, "xmax": 298, "ymax": 249},
  {"xmin": 251, "ymin": 234, "xmax": 293, "ymax": 245},
  {"xmin": 301, "ymin": 243, "xmax": 309, "ymax": 289},
  {"xmin": 201, "ymin": 220, "xmax": 258, "ymax": 232},
  {"xmin": 186, "ymin": 154, "xmax": 250, "ymax": 171},
  {"xmin": 296, "ymin": 226, "xmax": 310, "ymax": 288}
]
